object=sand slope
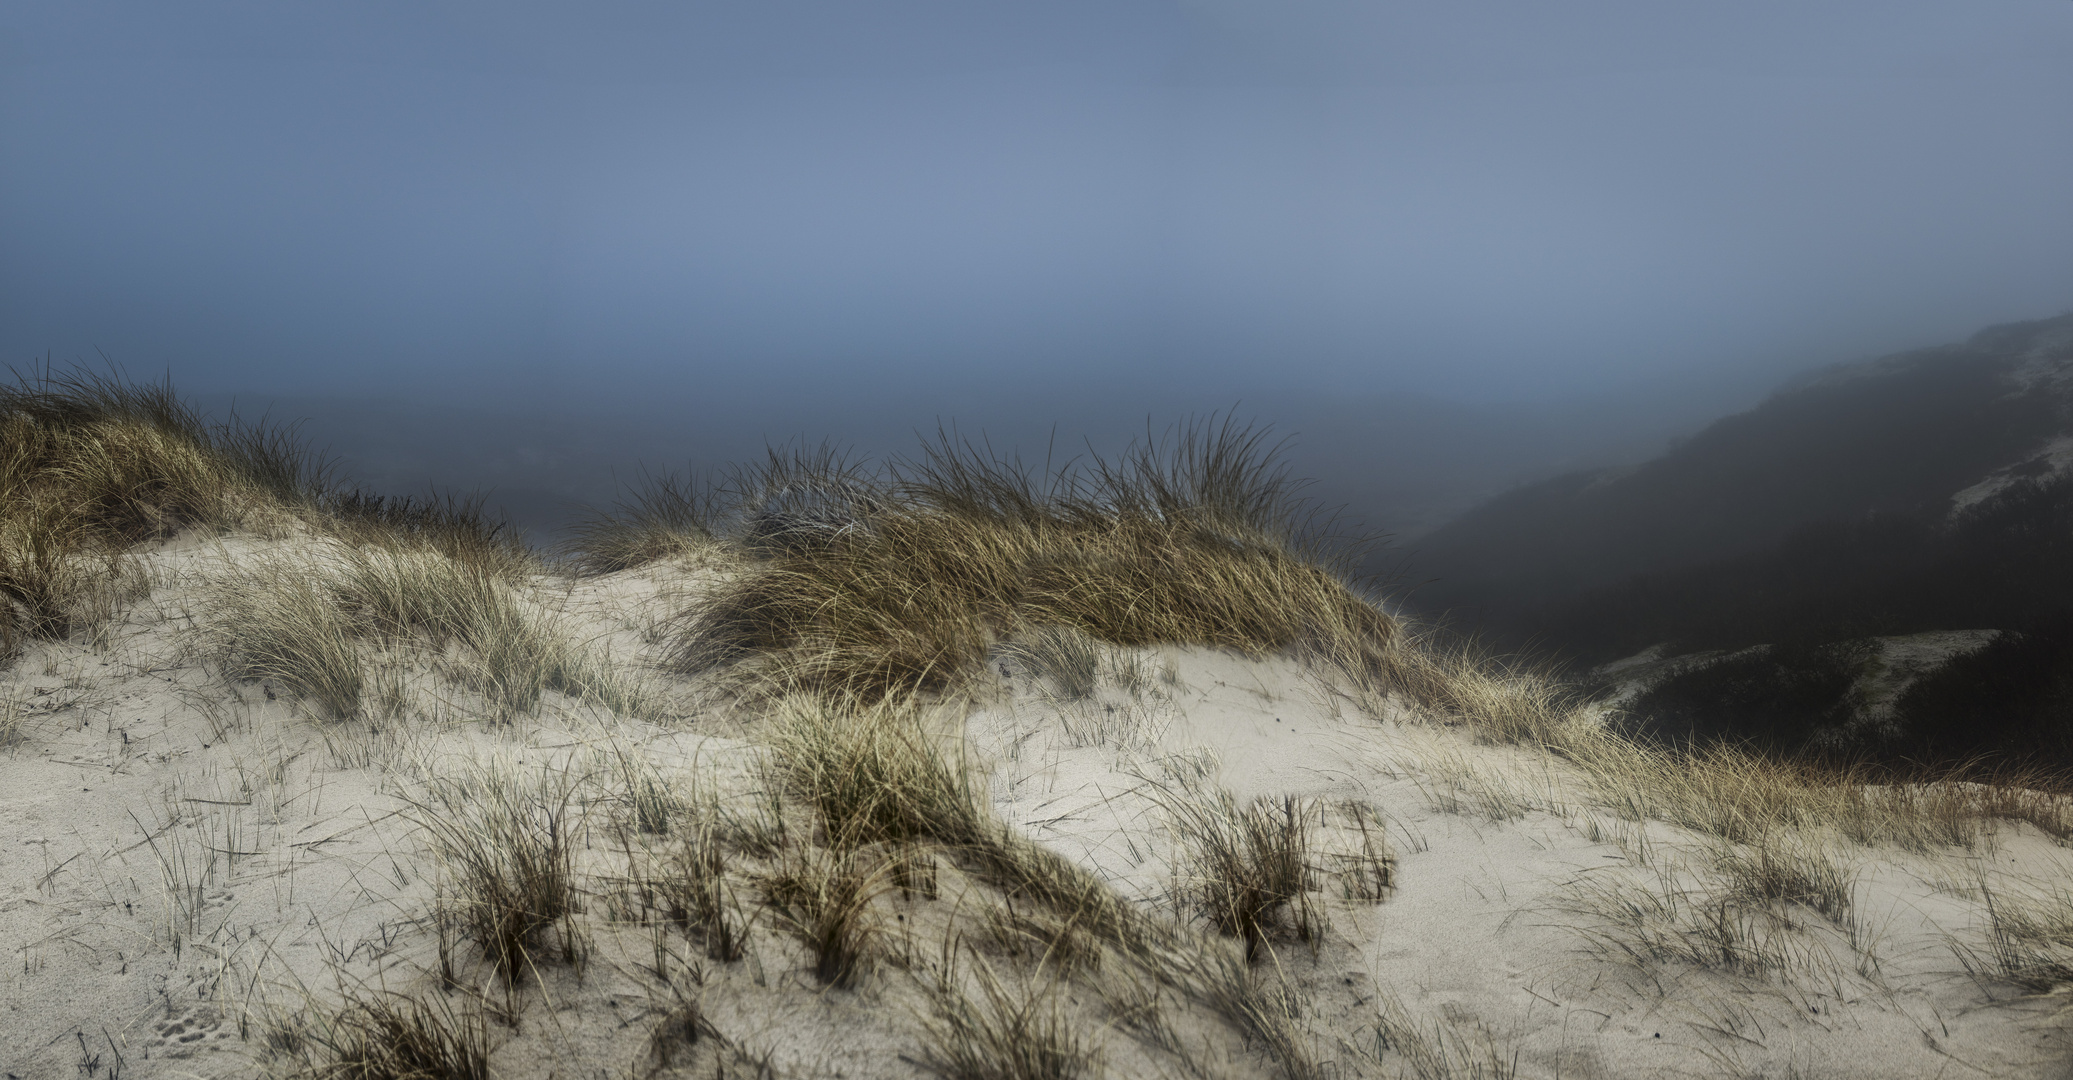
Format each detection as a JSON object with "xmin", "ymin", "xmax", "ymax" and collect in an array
[{"xmin": 3, "ymin": 529, "xmax": 2069, "ymax": 1079}]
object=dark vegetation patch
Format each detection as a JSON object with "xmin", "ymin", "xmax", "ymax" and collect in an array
[
  {"xmin": 1569, "ymin": 472, "xmax": 2073, "ymax": 768},
  {"xmin": 1890, "ymin": 619, "xmax": 2073, "ymax": 767},
  {"xmin": 1620, "ymin": 642, "xmax": 1875, "ymax": 754},
  {"xmin": 1, "ymin": 365, "xmax": 527, "ymax": 662}
]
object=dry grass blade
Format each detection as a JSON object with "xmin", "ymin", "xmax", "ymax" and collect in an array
[
  {"xmin": 559, "ymin": 467, "xmax": 721, "ymax": 575},
  {"xmin": 1159, "ymin": 785, "xmax": 1319, "ymax": 960},
  {"xmin": 290, "ymin": 989, "xmax": 492, "ymax": 1080},
  {"xmin": 416, "ymin": 768, "xmax": 584, "ymax": 989},
  {"xmin": 1327, "ymin": 800, "xmax": 1396, "ymax": 902},
  {"xmin": 919, "ymin": 947, "xmax": 1102, "ymax": 1080},
  {"xmin": 770, "ymin": 695, "xmax": 1149, "ymax": 955},
  {"xmin": 758, "ymin": 845, "xmax": 889, "ymax": 988}
]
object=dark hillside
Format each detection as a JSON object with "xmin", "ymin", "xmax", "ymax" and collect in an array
[
  {"xmin": 1400, "ymin": 312, "xmax": 2073, "ymax": 767},
  {"xmin": 1409, "ymin": 314, "xmax": 2073, "ymax": 640}
]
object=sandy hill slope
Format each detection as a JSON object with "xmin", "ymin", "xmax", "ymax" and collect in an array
[{"xmin": 4, "ymin": 378, "xmax": 2071, "ymax": 1079}]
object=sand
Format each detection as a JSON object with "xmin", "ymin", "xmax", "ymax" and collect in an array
[{"xmin": 2, "ymin": 528, "xmax": 2069, "ymax": 1078}]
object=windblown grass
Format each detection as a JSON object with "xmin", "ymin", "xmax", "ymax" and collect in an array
[
  {"xmin": 0, "ymin": 365, "xmax": 321, "ymax": 542},
  {"xmin": 1159, "ymin": 785, "xmax": 1320, "ymax": 960},
  {"xmin": 201, "ymin": 556, "xmax": 367, "ymax": 719},
  {"xmin": 1366, "ymin": 991, "xmax": 1518, "ymax": 1080},
  {"xmin": 661, "ymin": 420, "xmax": 1407, "ymax": 702},
  {"xmin": 322, "ymin": 489, "xmax": 534, "ymax": 580},
  {"xmin": 919, "ymin": 948, "xmax": 1102, "ymax": 1080},
  {"xmin": 655, "ymin": 824, "xmax": 751, "ymax": 963},
  {"xmin": 416, "ymin": 767, "xmax": 586, "ymax": 993},
  {"xmin": 334, "ymin": 543, "xmax": 638, "ymax": 716},
  {"xmin": 767, "ymin": 695, "xmax": 1145, "ymax": 950},
  {"xmin": 1710, "ymin": 834, "xmax": 1856, "ymax": 926},
  {"xmin": 1954, "ymin": 873, "xmax": 2073, "ymax": 993},
  {"xmin": 559, "ymin": 468, "xmax": 721, "ymax": 575},
  {"xmin": 199, "ymin": 542, "xmax": 643, "ymax": 719},
  {"xmin": 0, "ymin": 363, "xmax": 329, "ymax": 648},
  {"xmin": 281, "ymin": 989, "xmax": 492, "ymax": 1080},
  {"xmin": 757, "ymin": 845, "xmax": 890, "ymax": 988}
]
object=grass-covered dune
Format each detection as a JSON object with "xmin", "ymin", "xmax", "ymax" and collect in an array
[{"xmin": 3, "ymin": 368, "xmax": 2071, "ymax": 1079}]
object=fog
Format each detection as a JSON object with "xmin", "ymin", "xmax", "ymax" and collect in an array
[{"xmin": 6, "ymin": 2, "xmax": 2072, "ymax": 544}]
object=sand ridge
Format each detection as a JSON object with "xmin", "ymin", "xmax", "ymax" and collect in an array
[{"xmin": 2, "ymin": 527, "xmax": 2070, "ymax": 1079}]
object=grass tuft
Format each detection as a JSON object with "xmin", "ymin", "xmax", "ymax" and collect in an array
[
  {"xmin": 1161, "ymin": 786, "xmax": 1319, "ymax": 960},
  {"xmin": 288, "ymin": 990, "xmax": 492, "ymax": 1080},
  {"xmin": 201, "ymin": 557, "xmax": 366, "ymax": 719},
  {"xmin": 322, "ymin": 488, "xmax": 533, "ymax": 580},
  {"xmin": 417, "ymin": 768, "xmax": 585, "ymax": 991},
  {"xmin": 919, "ymin": 948, "xmax": 1102, "ymax": 1080},
  {"xmin": 758, "ymin": 845, "xmax": 889, "ymax": 988},
  {"xmin": 1955, "ymin": 874, "xmax": 2073, "ymax": 993},
  {"xmin": 560, "ymin": 468, "xmax": 721, "ymax": 575},
  {"xmin": 664, "ymin": 419, "xmax": 1403, "ymax": 702},
  {"xmin": 1711, "ymin": 834, "xmax": 1855, "ymax": 925},
  {"xmin": 1368, "ymin": 991, "xmax": 1518, "ymax": 1080},
  {"xmin": 655, "ymin": 825, "xmax": 751, "ymax": 963}
]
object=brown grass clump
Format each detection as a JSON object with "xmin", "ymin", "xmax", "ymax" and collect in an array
[
  {"xmin": 660, "ymin": 420, "xmax": 1407, "ymax": 702},
  {"xmin": 655, "ymin": 826, "xmax": 751, "ymax": 963},
  {"xmin": 417, "ymin": 768, "xmax": 585, "ymax": 993},
  {"xmin": 0, "ymin": 366, "xmax": 319, "ymax": 540},
  {"xmin": 1711, "ymin": 835, "xmax": 1856, "ymax": 925},
  {"xmin": 202, "ymin": 557, "xmax": 368, "ymax": 719},
  {"xmin": 0, "ymin": 367, "xmax": 318, "ymax": 648},
  {"xmin": 559, "ymin": 467, "xmax": 721, "ymax": 575},
  {"xmin": 770, "ymin": 695, "xmax": 1153, "ymax": 957},
  {"xmin": 768, "ymin": 694, "xmax": 983, "ymax": 850},
  {"xmin": 322, "ymin": 488, "xmax": 535, "ymax": 580},
  {"xmin": 200, "ymin": 542, "xmax": 643, "ymax": 720},
  {"xmin": 919, "ymin": 948, "xmax": 1103, "ymax": 1080},
  {"xmin": 757, "ymin": 845, "xmax": 890, "ymax": 988},
  {"xmin": 1160, "ymin": 787, "xmax": 1320, "ymax": 960},
  {"xmin": 284, "ymin": 990, "xmax": 493, "ymax": 1080}
]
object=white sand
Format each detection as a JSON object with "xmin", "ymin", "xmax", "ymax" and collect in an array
[{"xmin": 2, "ymin": 530, "xmax": 2068, "ymax": 1078}]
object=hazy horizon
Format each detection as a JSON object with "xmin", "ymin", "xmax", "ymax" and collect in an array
[{"xmin": 6, "ymin": 2, "xmax": 2071, "ymax": 545}]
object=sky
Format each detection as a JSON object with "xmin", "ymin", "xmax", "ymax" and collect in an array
[{"xmin": 4, "ymin": 1, "xmax": 2072, "ymax": 536}]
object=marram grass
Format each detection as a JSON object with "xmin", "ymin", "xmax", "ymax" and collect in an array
[{"xmin": 659, "ymin": 421, "xmax": 1409, "ymax": 702}]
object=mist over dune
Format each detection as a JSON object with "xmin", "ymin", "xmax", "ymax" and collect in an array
[
  {"xmin": 9, "ymin": 2, "xmax": 2073, "ymax": 1072},
  {"xmin": 188, "ymin": 374, "xmax": 1744, "ymax": 551}
]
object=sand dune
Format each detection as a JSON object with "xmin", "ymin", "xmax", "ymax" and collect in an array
[
  {"xmin": 0, "ymin": 526, "xmax": 2067, "ymax": 1078},
  {"xmin": 3, "ymin": 382, "xmax": 2069, "ymax": 1078}
]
